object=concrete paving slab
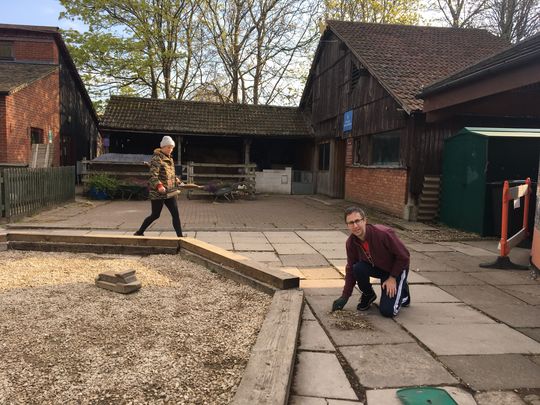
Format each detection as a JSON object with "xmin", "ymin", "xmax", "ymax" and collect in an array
[
  {"xmin": 475, "ymin": 391, "xmax": 527, "ymax": 405},
  {"xmin": 280, "ymin": 267, "xmax": 306, "ymax": 279},
  {"xmin": 424, "ymin": 251, "xmax": 494, "ymax": 272},
  {"xmin": 440, "ymin": 354, "xmax": 540, "ymax": 390},
  {"xmin": 281, "ymin": 254, "xmax": 329, "ymax": 267},
  {"xmin": 405, "ymin": 323, "xmax": 540, "ymax": 355},
  {"xmin": 310, "ymin": 242, "xmax": 345, "ymax": 250},
  {"xmin": 406, "ymin": 271, "xmax": 431, "ymax": 284},
  {"xmin": 297, "ymin": 231, "xmax": 348, "ymax": 243},
  {"xmin": 300, "ymin": 279, "xmax": 348, "ymax": 297},
  {"xmin": 470, "ymin": 270, "xmax": 540, "ymax": 286},
  {"xmin": 419, "ymin": 270, "xmax": 486, "ymax": 285},
  {"xmin": 438, "ymin": 241, "xmax": 495, "ymax": 256},
  {"xmin": 318, "ymin": 249, "xmax": 347, "ymax": 260},
  {"xmin": 289, "ymin": 396, "xmax": 326, "ymax": 405},
  {"xmin": 299, "ymin": 320, "xmax": 335, "ymax": 352},
  {"xmin": 366, "ymin": 386, "xmax": 475, "ymax": 405},
  {"xmin": 233, "ymin": 242, "xmax": 274, "ymax": 251},
  {"xmin": 237, "ymin": 251, "xmax": 281, "ymax": 263},
  {"xmin": 292, "ymin": 352, "xmax": 358, "ymax": 400},
  {"xmin": 273, "ymin": 243, "xmax": 317, "ymax": 255},
  {"xmin": 407, "ymin": 243, "xmax": 455, "ymax": 252},
  {"xmin": 499, "ymin": 285, "xmax": 540, "ymax": 305},
  {"xmin": 441, "ymin": 285, "xmax": 524, "ymax": 306},
  {"xmin": 395, "ymin": 303, "xmax": 495, "ymax": 326},
  {"xmin": 48, "ymin": 229, "xmax": 91, "ymax": 235},
  {"xmin": 195, "ymin": 231, "xmax": 232, "ymax": 239},
  {"xmin": 327, "ymin": 401, "xmax": 363, "ymax": 405},
  {"xmin": 408, "ymin": 284, "xmax": 460, "ymax": 302},
  {"xmin": 300, "ymin": 267, "xmax": 343, "ymax": 280},
  {"xmin": 303, "ymin": 305, "xmax": 317, "ymax": 321},
  {"xmin": 518, "ymin": 328, "xmax": 540, "ymax": 343},
  {"xmin": 341, "ymin": 343, "xmax": 457, "ymax": 388},
  {"xmin": 263, "ymin": 231, "xmax": 304, "ymax": 244},
  {"xmin": 473, "ymin": 303, "xmax": 540, "ymax": 328},
  {"xmin": 409, "ymin": 253, "xmax": 458, "ymax": 272},
  {"xmin": 329, "ymin": 259, "xmax": 347, "ymax": 273},
  {"xmin": 307, "ymin": 296, "xmax": 414, "ymax": 346}
]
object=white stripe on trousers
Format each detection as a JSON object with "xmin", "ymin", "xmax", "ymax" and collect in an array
[{"xmin": 393, "ymin": 269, "xmax": 408, "ymax": 316}]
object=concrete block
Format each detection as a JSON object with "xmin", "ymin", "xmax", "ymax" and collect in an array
[
  {"xmin": 441, "ymin": 354, "xmax": 540, "ymax": 390},
  {"xmin": 292, "ymin": 352, "xmax": 357, "ymax": 400},
  {"xmin": 341, "ymin": 343, "xmax": 457, "ymax": 388},
  {"xmin": 96, "ymin": 269, "xmax": 142, "ymax": 294},
  {"xmin": 0, "ymin": 242, "xmax": 7, "ymax": 251}
]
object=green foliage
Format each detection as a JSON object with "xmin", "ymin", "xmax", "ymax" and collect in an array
[{"xmin": 87, "ymin": 174, "xmax": 119, "ymax": 197}]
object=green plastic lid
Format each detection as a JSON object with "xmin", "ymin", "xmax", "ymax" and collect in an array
[{"xmin": 396, "ymin": 387, "xmax": 458, "ymax": 405}]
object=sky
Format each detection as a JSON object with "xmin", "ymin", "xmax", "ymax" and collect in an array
[{"xmin": 0, "ymin": 0, "xmax": 86, "ymax": 31}]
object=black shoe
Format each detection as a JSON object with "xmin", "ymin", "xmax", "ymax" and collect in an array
[
  {"xmin": 357, "ymin": 291, "xmax": 377, "ymax": 311},
  {"xmin": 133, "ymin": 231, "xmax": 144, "ymax": 236},
  {"xmin": 402, "ymin": 295, "xmax": 411, "ymax": 307}
]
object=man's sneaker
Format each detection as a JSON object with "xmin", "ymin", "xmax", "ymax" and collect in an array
[
  {"xmin": 402, "ymin": 295, "xmax": 411, "ymax": 307},
  {"xmin": 133, "ymin": 231, "xmax": 144, "ymax": 236},
  {"xmin": 357, "ymin": 291, "xmax": 377, "ymax": 311}
]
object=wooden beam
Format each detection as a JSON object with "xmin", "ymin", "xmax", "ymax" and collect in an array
[{"xmin": 231, "ymin": 290, "xmax": 303, "ymax": 405}]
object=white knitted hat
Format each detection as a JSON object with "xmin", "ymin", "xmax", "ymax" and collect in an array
[{"xmin": 160, "ymin": 136, "xmax": 175, "ymax": 148}]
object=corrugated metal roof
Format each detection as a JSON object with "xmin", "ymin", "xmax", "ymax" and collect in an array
[{"xmin": 461, "ymin": 127, "xmax": 540, "ymax": 137}]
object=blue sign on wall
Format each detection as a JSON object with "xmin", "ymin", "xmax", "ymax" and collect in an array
[{"xmin": 343, "ymin": 110, "xmax": 353, "ymax": 132}]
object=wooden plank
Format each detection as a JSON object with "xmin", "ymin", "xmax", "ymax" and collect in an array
[
  {"xmin": 179, "ymin": 237, "xmax": 299, "ymax": 289},
  {"xmin": 232, "ymin": 289, "xmax": 303, "ymax": 405}
]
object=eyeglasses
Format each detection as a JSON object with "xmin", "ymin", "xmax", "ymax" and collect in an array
[{"xmin": 346, "ymin": 218, "xmax": 364, "ymax": 226}]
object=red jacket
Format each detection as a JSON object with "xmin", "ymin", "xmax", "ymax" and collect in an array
[{"xmin": 342, "ymin": 224, "xmax": 410, "ymax": 298}]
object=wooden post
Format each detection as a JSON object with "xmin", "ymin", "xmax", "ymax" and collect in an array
[
  {"xmin": 500, "ymin": 180, "xmax": 509, "ymax": 256},
  {"xmin": 243, "ymin": 139, "xmax": 252, "ymax": 165}
]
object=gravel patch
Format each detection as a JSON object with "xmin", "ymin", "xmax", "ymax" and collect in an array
[{"xmin": 0, "ymin": 251, "xmax": 271, "ymax": 404}]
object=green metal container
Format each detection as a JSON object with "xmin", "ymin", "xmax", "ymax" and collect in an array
[{"xmin": 441, "ymin": 127, "xmax": 540, "ymax": 236}]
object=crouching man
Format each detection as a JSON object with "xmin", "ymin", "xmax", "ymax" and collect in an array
[{"xmin": 332, "ymin": 206, "xmax": 411, "ymax": 317}]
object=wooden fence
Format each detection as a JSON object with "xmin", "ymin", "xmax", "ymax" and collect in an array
[{"xmin": 0, "ymin": 166, "xmax": 75, "ymax": 220}]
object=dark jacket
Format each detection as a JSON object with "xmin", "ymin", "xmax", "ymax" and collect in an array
[
  {"xmin": 342, "ymin": 224, "xmax": 410, "ymax": 298},
  {"xmin": 148, "ymin": 148, "xmax": 178, "ymax": 200}
]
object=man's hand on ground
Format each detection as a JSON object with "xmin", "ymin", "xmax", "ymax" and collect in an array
[
  {"xmin": 332, "ymin": 296, "xmax": 348, "ymax": 311},
  {"xmin": 382, "ymin": 276, "xmax": 397, "ymax": 298}
]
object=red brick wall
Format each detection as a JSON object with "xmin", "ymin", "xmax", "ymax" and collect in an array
[
  {"xmin": 13, "ymin": 39, "xmax": 58, "ymax": 63},
  {"xmin": 3, "ymin": 70, "xmax": 60, "ymax": 165},
  {"xmin": 0, "ymin": 96, "xmax": 7, "ymax": 163},
  {"xmin": 345, "ymin": 166, "xmax": 408, "ymax": 217}
]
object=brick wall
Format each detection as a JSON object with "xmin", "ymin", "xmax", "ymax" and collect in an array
[
  {"xmin": 345, "ymin": 166, "xmax": 408, "ymax": 217},
  {"xmin": 0, "ymin": 96, "xmax": 7, "ymax": 163},
  {"xmin": 3, "ymin": 70, "xmax": 60, "ymax": 165},
  {"xmin": 13, "ymin": 38, "xmax": 58, "ymax": 63}
]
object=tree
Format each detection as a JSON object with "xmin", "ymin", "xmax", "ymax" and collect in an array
[
  {"xmin": 324, "ymin": 0, "xmax": 420, "ymax": 24},
  {"xmin": 60, "ymin": 0, "xmax": 203, "ymax": 100},
  {"xmin": 484, "ymin": 0, "xmax": 539, "ymax": 41},
  {"xmin": 430, "ymin": 0, "xmax": 489, "ymax": 27}
]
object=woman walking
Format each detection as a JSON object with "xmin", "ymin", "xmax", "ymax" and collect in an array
[{"xmin": 134, "ymin": 136, "xmax": 183, "ymax": 237}]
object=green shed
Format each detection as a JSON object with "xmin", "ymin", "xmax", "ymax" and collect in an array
[{"xmin": 441, "ymin": 127, "xmax": 540, "ymax": 236}]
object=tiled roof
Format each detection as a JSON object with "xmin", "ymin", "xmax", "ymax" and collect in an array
[
  {"xmin": 419, "ymin": 32, "xmax": 540, "ymax": 97},
  {"xmin": 101, "ymin": 96, "xmax": 312, "ymax": 137},
  {"xmin": 0, "ymin": 62, "xmax": 58, "ymax": 94},
  {"xmin": 0, "ymin": 24, "xmax": 59, "ymax": 33},
  {"xmin": 327, "ymin": 21, "xmax": 509, "ymax": 112}
]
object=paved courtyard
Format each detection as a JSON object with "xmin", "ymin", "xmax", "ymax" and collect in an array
[{"xmin": 4, "ymin": 194, "xmax": 540, "ymax": 404}]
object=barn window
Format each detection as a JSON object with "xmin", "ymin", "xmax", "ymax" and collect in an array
[
  {"xmin": 318, "ymin": 142, "xmax": 330, "ymax": 171},
  {"xmin": 353, "ymin": 137, "xmax": 368, "ymax": 165},
  {"xmin": 30, "ymin": 127, "xmax": 44, "ymax": 144},
  {"xmin": 0, "ymin": 41, "xmax": 13, "ymax": 59},
  {"xmin": 370, "ymin": 131, "xmax": 400, "ymax": 166},
  {"xmin": 351, "ymin": 63, "xmax": 361, "ymax": 91}
]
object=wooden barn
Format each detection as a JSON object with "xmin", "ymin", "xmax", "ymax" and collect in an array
[
  {"xmin": 299, "ymin": 21, "xmax": 540, "ymax": 220},
  {"xmin": 100, "ymin": 96, "xmax": 314, "ymax": 193}
]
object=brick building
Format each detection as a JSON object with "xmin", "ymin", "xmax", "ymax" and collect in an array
[{"xmin": 0, "ymin": 24, "xmax": 98, "ymax": 167}]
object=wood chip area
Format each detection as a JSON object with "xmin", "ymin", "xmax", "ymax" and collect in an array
[{"xmin": 0, "ymin": 251, "xmax": 271, "ymax": 404}]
